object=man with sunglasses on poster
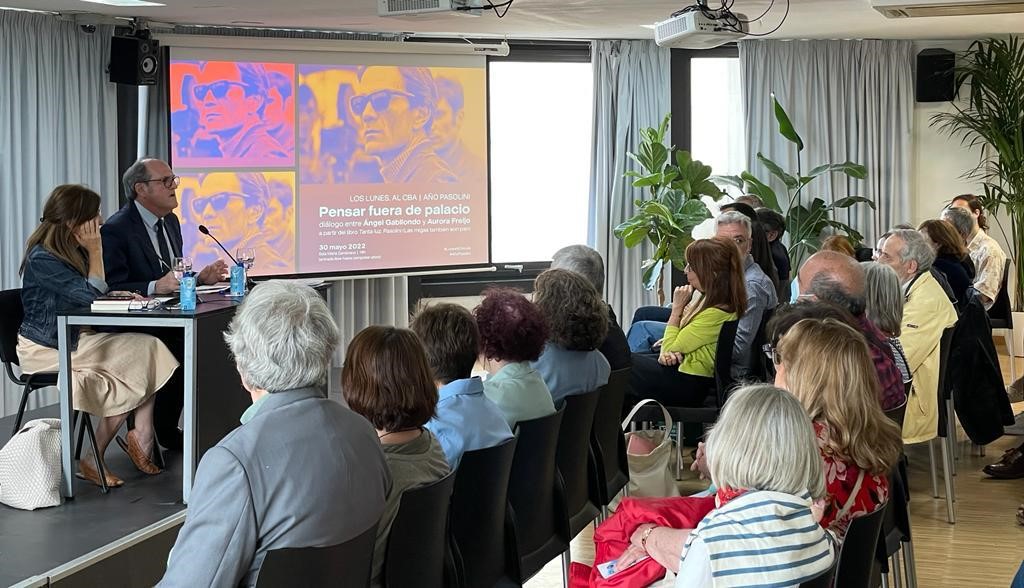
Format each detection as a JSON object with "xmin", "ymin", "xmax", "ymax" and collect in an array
[
  {"xmin": 191, "ymin": 62, "xmax": 290, "ymax": 162},
  {"xmin": 351, "ymin": 66, "xmax": 457, "ymax": 184},
  {"xmin": 101, "ymin": 158, "xmax": 229, "ymax": 452}
]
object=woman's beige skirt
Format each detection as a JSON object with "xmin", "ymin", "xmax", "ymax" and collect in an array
[{"xmin": 17, "ymin": 331, "xmax": 179, "ymax": 417}]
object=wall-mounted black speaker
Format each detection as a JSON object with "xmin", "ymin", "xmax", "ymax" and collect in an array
[
  {"xmin": 916, "ymin": 48, "xmax": 955, "ymax": 103},
  {"xmin": 109, "ymin": 35, "xmax": 160, "ymax": 86}
]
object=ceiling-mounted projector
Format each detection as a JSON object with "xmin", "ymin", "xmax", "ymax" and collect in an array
[
  {"xmin": 378, "ymin": 0, "xmax": 485, "ymax": 16},
  {"xmin": 654, "ymin": 10, "xmax": 748, "ymax": 49}
]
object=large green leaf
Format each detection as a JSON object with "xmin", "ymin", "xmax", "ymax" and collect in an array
[
  {"xmin": 676, "ymin": 198, "xmax": 712, "ymax": 230},
  {"xmin": 642, "ymin": 258, "xmax": 665, "ymax": 291},
  {"xmin": 712, "ymin": 175, "xmax": 745, "ymax": 190},
  {"xmin": 757, "ymin": 152, "xmax": 799, "ymax": 189},
  {"xmin": 830, "ymin": 196, "xmax": 876, "ymax": 210},
  {"xmin": 667, "ymin": 238, "xmax": 690, "ymax": 271},
  {"xmin": 632, "ymin": 173, "xmax": 664, "ymax": 188},
  {"xmin": 772, "ymin": 94, "xmax": 804, "ymax": 152},
  {"xmin": 739, "ymin": 172, "xmax": 781, "ymax": 212},
  {"xmin": 806, "ymin": 162, "xmax": 868, "ymax": 180}
]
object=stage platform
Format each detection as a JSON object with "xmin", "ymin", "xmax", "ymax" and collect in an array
[{"xmin": 1, "ymin": 405, "xmax": 186, "ymax": 588}]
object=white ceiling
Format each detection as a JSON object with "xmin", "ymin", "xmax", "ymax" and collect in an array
[{"xmin": 4, "ymin": 0, "xmax": 1024, "ymax": 40}]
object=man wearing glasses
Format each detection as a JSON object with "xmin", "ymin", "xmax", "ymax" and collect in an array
[
  {"xmin": 351, "ymin": 66, "xmax": 456, "ymax": 184},
  {"xmin": 191, "ymin": 61, "xmax": 290, "ymax": 162},
  {"xmin": 101, "ymin": 158, "xmax": 229, "ymax": 451}
]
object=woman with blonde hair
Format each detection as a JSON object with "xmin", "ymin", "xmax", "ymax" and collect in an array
[
  {"xmin": 773, "ymin": 317, "xmax": 903, "ymax": 540},
  {"xmin": 18, "ymin": 185, "xmax": 179, "ymax": 487}
]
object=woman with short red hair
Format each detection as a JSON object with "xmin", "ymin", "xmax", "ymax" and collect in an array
[{"xmin": 475, "ymin": 288, "xmax": 556, "ymax": 427}]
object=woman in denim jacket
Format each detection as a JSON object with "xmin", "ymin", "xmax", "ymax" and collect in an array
[{"xmin": 17, "ymin": 185, "xmax": 178, "ymax": 487}]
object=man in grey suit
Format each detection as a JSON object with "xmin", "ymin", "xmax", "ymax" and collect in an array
[{"xmin": 158, "ymin": 281, "xmax": 391, "ymax": 587}]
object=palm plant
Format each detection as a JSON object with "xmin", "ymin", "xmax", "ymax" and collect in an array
[
  {"xmin": 931, "ymin": 37, "xmax": 1024, "ymax": 310},
  {"xmin": 716, "ymin": 95, "xmax": 872, "ymax": 269},
  {"xmin": 613, "ymin": 114, "xmax": 720, "ymax": 304}
]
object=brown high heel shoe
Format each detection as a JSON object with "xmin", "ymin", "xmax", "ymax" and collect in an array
[
  {"xmin": 76, "ymin": 458, "xmax": 124, "ymax": 488},
  {"xmin": 116, "ymin": 430, "xmax": 163, "ymax": 475}
]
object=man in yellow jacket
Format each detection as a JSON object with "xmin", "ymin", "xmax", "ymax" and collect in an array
[{"xmin": 877, "ymin": 229, "xmax": 958, "ymax": 443}]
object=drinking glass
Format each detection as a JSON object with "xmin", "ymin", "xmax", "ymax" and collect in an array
[
  {"xmin": 236, "ymin": 248, "xmax": 256, "ymax": 271},
  {"xmin": 172, "ymin": 256, "xmax": 193, "ymax": 280}
]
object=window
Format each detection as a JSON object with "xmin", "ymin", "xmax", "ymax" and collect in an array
[
  {"xmin": 689, "ymin": 56, "xmax": 745, "ymax": 177},
  {"xmin": 488, "ymin": 57, "xmax": 594, "ymax": 263}
]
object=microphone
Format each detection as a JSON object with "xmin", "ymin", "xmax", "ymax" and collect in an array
[{"xmin": 198, "ymin": 225, "xmax": 240, "ymax": 266}]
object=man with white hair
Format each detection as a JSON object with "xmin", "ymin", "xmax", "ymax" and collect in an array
[
  {"xmin": 159, "ymin": 281, "xmax": 391, "ymax": 587},
  {"xmin": 625, "ymin": 212, "xmax": 778, "ymax": 379},
  {"xmin": 877, "ymin": 229, "xmax": 958, "ymax": 444}
]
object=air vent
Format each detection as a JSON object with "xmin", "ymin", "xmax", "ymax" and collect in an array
[{"xmin": 872, "ymin": 0, "xmax": 1024, "ymax": 17}]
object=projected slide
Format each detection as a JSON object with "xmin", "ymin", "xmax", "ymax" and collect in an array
[{"xmin": 169, "ymin": 55, "xmax": 489, "ymax": 277}]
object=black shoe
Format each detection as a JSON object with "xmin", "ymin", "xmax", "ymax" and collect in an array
[{"xmin": 983, "ymin": 449, "xmax": 1024, "ymax": 479}]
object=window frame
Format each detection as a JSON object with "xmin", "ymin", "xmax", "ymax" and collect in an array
[{"xmin": 410, "ymin": 40, "xmax": 593, "ymax": 305}]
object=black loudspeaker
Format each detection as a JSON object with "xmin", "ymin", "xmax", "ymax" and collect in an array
[
  {"xmin": 109, "ymin": 35, "xmax": 160, "ymax": 86},
  {"xmin": 916, "ymin": 48, "xmax": 955, "ymax": 103}
]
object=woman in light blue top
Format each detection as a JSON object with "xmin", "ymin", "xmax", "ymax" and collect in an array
[
  {"xmin": 475, "ymin": 288, "xmax": 555, "ymax": 427},
  {"xmin": 530, "ymin": 269, "xmax": 611, "ymax": 406}
]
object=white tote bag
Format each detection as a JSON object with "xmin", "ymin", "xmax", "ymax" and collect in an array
[
  {"xmin": 0, "ymin": 418, "xmax": 63, "ymax": 510},
  {"xmin": 621, "ymin": 399, "xmax": 680, "ymax": 499}
]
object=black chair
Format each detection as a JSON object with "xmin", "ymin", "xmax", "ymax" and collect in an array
[
  {"xmin": 502, "ymin": 408, "xmax": 568, "ymax": 586},
  {"xmin": 750, "ymin": 307, "xmax": 775, "ymax": 381},
  {"xmin": 449, "ymin": 436, "xmax": 517, "ymax": 588},
  {"xmin": 555, "ymin": 390, "xmax": 601, "ymax": 580},
  {"xmin": 589, "ymin": 368, "xmax": 630, "ymax": 516},
  {"xmin": 799, "ymin": 558, "xmax": 837, "ymax": 588},
  {"xmin": 834, "ymin": 501, "xmax": 888, "ymax": 588},
  {"xmin": 930, "ymin": 326, "xmax": 956, "ymax": 524},
  {"xmin": 876, "ymin": 467, "xmax": 917, "ymax": 588},
  {"xmin": 0, "ymin": 288, "xmax": 108, "ymax": 493},
  {"xmin": 384, "ymin": 469, "xmax": 457, "ymax": 588},
  {"xmin": 884, "ymin": 399, "xmax": 907, "ymax": 429},
  {"xmin": 988, "ymin": 258, "xmax": 1014, "ymax": 382},
  {"xmin": 253, "ymin": 523, "xmax": 377, "ymax": 587}
]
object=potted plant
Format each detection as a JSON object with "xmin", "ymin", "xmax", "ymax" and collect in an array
[
  {"xmin": 716, "ymin": 96, "xmax": 873, "ymax": 269},
  {"xmin": 614, "ymin": 114, "xmax": 720, "ymax": 304},
  {"xmin": 931, "ymin": 37, "xmax": 1024, "ymax": 343}
]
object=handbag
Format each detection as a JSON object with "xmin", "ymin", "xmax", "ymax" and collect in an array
[
  {"xmin": 620, "ymin": 399, "xmax": 680, "ymax": 499},
  {"xmin": 0, "ymin": 418, "xmax": 63, "ymax": 510}
]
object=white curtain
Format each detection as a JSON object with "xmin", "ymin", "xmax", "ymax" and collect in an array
[
  {"xmin": 0, "ymin": 10, "xmax": 119, "ymax": 416},
  {"xmin": 739, "ymin": 40, "xmax": 914, "ymax": 244},
  {"xmin": 590, "ymin": 40, "xmax": 672, "ymax": 327}
]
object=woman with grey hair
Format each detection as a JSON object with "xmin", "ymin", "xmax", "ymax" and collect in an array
[
  {"xmin": 862, "ymin": 261, "xmax": 912, "ymax": 385},
  {"xmin": 615, "ymin": 385, "xmax": 834, "ymax": 585},
  {"xmin": 160, "ymin": 281, "xmax": 390, "ymax": 588}
]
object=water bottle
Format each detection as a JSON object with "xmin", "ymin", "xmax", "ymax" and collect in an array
[
  {"xmin": 180, "ymin": 272, "xmax": 197, "ymax": 311},
  {"xmin": 230, "ymin": 262, "xmax": 246, "ymax": 297}
]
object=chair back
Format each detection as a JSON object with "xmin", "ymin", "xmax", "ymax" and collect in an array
[
  {"xmin": 556, "ymin": 389, "xmax": 601, "ymax": 539},
  {"xmin": 0, "ymin": 288, "xmax": 25, "ymax": 370},
  {"xmin": 506, "ymin": 408, "xmax": 569, "ymax": 582},
  {"xmin": 936, "ymin": 325, "xmax": 956, "ymax": 437},
  {"xmin": 799, "ymin": 558, "xmax": 837, "ymax": 588},
  {"xmin": 750, "ymin": 307, "xmax": 775, "ymax": 380},
  {"xmin": 884, "ymin": 400, "xmax": 907, "ymax": 429},
  {"xmin": 590, "ymin": 368, "xmax": 630, "ymax": 507},
  {"xmin": 987, "ymin": 258, "xmax": 1012, "ymax": 326},
  {"xmin": 834, "ymin": 501, "xmax": 888, "ymax": 588},
  {"xmin": 712, "ymin": 320, "xmax": 740, "ymax": 407},
  {"xmin": 384, "ymin": 469, "xmax": 457, "ymax": 588},
  {"xmin": 254, "ymin": 523, "xmax": 377, "ymax": 588},
  {"xmin": 449, "ymin": 436, "xmax": 517, "ymax": 588}
]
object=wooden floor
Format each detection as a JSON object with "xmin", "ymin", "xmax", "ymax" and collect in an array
[{"xmin": 526, "ymin": 349, "xmax": 1024, "ymax": 587}]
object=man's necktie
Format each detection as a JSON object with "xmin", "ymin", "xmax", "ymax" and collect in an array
[{"xmin": 155, "ymin": 218, "xmax": 173, "ymax": 270}]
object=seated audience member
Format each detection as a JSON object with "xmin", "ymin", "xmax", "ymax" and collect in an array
[
  {"xmin": 734, "ymin": 194, "xmax": 764, "ymax": 208},
  {"xmin": 629, "ymin": 238, "xmax": 745, "ymax": 406},
  {"xmin": 18, "ymin": 185, "xmax": 177, "ymax": 487},
  {"xmin": 919, "ymin": 218, "xmax": 976, "ymax": 306},
  {"xmin": 821, "ymin": 234, "xmax": 856, "ymax": 257},
  {"xmin": 613, "ymin": 385, "xmax": 834, "ymax": 585},
  {"xmin": 159, "ymin": 282, "xmax": 389, "ymax": 587},
  {"xmin": 551, "ymin": 244, "xmax": 631, "ymax": 369},
  {"xmin": 341, "ymin": 326, "xmax": 450, "ymax": 588},
  {"xmin": 798, "ymin": 250, "xmax": 906, "ymax": 410},
  {"xmin": 531, "ymin": 269, "xmax": 612, "ymax": 405},
  {"xmin": 474, "ymin": 288, "xmax": 556, "ymax": 427},
  {"xmin": 877, "ymin": 229, "xmax": 958, "ymax": 443},
  {"xmin": 719, "ymin": 202, "xmax": 781, "ymax": 295},
  {"xmin": 773, "ymin": 317, "xmax": 903, "ymax": 541},
  {"xmin": 412, "ymin": 303, "xmax": 514, "ymax": 468},
  {"xmin": 946, "ymin": 194, "xmax": 1007, "ymax": 309},
  {"xmin": 862, "ymin": 262, "xmax": 912, "ymax": 386},
  {"xmin": 628, "ymin": 213, "xmax": 777, "ymax": 381},
  {"xmin": 756, "ymin": 206, "xmax": 791, "ymax": 293}
]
